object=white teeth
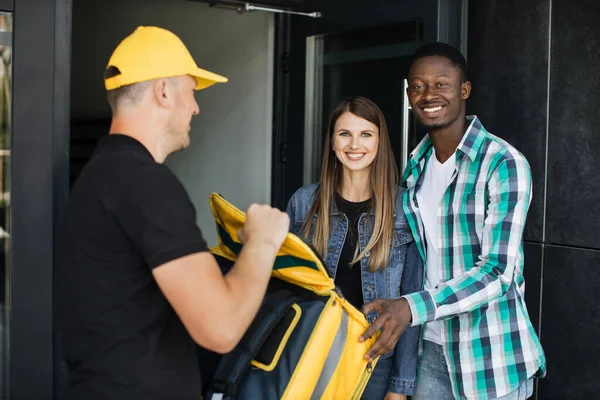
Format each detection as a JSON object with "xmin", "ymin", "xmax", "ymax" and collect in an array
[
  {"xmin": 423, "ymin": 106, "xmax": 443, "ymax": 113},
  {"xmin": 347, "ymin": 153, "xmax": 365, "ymax": 160}
]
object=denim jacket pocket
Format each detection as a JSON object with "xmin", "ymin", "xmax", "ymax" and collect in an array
[
  {"xmin": 390, "ymin": 228, "xmax": 413, "ymax": 277},
  {"xmin": 394, "ymin": 229, "xmax": 413, "ymax": 247}
]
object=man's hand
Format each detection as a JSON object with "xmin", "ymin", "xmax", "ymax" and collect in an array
[
  {"xmin": 384, "ymin": 392, "xmax": 406, "ymax": 400},
  {"xmin": 238, "ymin": 204, "xmax": 290, "ymax": 251},
  {"xmin": 359, "ymin": 298, "xmax": 412, "ymax": 361}
]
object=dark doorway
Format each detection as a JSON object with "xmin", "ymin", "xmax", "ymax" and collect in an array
[{"xmin": 270, "ymin": 0, "xmax": 466, "ymax": 209}]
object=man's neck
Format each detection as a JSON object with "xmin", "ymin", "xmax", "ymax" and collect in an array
[
  {"xmin": 109, "ymin": 114, "xmax": 167, "ymax": 163},
  {"xmin": 428, "ymin": 115, "xmax": 468, "ymax": 164}
]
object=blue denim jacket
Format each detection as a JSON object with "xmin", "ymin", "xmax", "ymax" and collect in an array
[{"xmin": 285, "ymin": 183, "xmax": 423, "ymax": 395}]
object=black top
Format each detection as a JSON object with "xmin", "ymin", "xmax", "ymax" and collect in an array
[
  {"xmin": 57, "ymin": 135, "xmax": 208, "ymax": 400},
  {"xmin": 334, "ymin": 194, "xmax": 371, "ymax": 309}
]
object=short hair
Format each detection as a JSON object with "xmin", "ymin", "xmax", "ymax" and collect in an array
[
  {"xmin": 106, "ymin": 81, "xmax": 152, "ymax": 113},
  {"xmin": 409, "ymin": 42, "xmax": 467, "ymax": 82}
]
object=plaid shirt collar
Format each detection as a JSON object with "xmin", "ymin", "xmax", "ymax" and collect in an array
[{"xmin": 408, "ymin": 115, "xmax": 485, "ymax": 168}]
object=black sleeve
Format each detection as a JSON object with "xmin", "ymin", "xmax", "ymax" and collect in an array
[{"xmin": 114, "ymin": 164, "xmax": 209, "ymax": 269}]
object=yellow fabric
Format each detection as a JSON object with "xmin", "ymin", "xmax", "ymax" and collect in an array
[
  {"xmin": 281, "ymin": 294, "xmax": 341, "ymax": 400},
  {"xmin": 271, "ymin": 267, "xmax": 334, "ymax": 296},
  {"xmin": 208, "ymin": 193, "xmax": 380, "ymax": 399},
  {"xmin": 321, "ymin": 299, "xmax": 380, "ymax": 400},
  {"xmin": 104, "ymin": 26, "xmax": 227, "ymax": 91},
  {"xmin": 209, "ymin": 193, "xmax": 334, "ymax": 294}
]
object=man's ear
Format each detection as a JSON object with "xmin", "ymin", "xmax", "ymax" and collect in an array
[
  {"xmin": 154, "ymin": 78, "xmax": 172, "ymax": 109},
  {"xmin": 462, "ymin": 80, "xmax": 471, "ymax": 100}
]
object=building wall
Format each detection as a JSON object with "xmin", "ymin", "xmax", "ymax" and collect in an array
[
  {"xmin": 71, "ymin": 0, "xmax": 274, "ymax": 245},
  {"xmin": 467, "ymin": 1, "xmax": 600, "ymax": 398}
]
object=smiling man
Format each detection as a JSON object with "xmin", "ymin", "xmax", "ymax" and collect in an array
[{"xmin": 360, "ymin": 42, "xmax": 546, "ymax": 400}]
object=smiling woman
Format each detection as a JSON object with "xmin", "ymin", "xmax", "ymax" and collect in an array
[
  {"xmin": 285, "ymin": 96, "xmax": 423, "ymax": 399},
  {"xmin": 332, "ymin": 111, "xmax": 379, "ymax": 175},
  {"xmin": 299, "ymin": 96, "xmax": 397, "ymax": 273}
]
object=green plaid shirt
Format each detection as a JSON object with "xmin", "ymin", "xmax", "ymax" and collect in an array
[{"xmin": 402, "ymin": 116, "xmax": 546, "ymax": 400}]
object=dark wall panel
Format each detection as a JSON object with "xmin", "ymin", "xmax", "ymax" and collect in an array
[
  {"xmin": 466, "ymin": 0, "xmax": 550, "ymax": 243},
  {"xmin": 53, "ymin": 0, "xmax": 72, "ymax": 398},
  {"xmin": 12, "ymin": 0, "xmax": 56, "ymax": 398},
  {"xmin": 546, "ymin": 0, "xmax": 600, "ymax": 248},
  {"xmin": 538, "ymin": 245, "xmax": 600, "ymax": 399},
  {"xmin": 0, "ymin": 0, "xmax": 12, "ymax": 11}
]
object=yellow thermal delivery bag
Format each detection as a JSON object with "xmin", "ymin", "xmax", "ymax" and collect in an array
[{"xmin": 205, "ymin": 193, "xmax": 380, "ymax": 400}]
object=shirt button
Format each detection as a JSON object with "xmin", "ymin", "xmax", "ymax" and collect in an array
[
  {"xmin": 365, "ymin": 251, "xmax": 371, "ymax": 257},
  {"xmin": 367, "ymin": 285, "xmax": 373, "ymax": 291}
]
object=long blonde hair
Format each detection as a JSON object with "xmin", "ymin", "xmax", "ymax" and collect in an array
[{"xmin": 302, "ymin": 96, "xmax": 398, "ymax": 272}]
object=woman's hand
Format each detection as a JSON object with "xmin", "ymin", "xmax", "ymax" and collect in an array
[{"xmin": 384, "ymin": 392, "xmax": 406, "ymax": 400}]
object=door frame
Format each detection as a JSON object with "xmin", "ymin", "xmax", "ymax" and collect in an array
[{"xmin": 7, "ymin": 0, "xmax": 71, "ymax": 398}]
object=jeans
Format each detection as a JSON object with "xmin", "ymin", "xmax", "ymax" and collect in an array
[
  {"xmin": 413, "ymin": 341, "xmax": 534, "ymax": 400},
  {"xmin": 361, "ymin": 356, "xmax": 393, "ymax": 400}
]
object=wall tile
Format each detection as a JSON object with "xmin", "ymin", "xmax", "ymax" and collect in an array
[
  {"xmin": 538, "ymin": 245, "xmax": 600, "ymax": 399},
  {"xmin": 467, "ymin": 0, "xmax": 550, "ymax": 242},
  {"xmin": 546, "ymin": 0, "xmax": 600, "ymax": 248}
]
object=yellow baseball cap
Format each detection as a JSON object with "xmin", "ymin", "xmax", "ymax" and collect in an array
[{"xmin": 104, "ymin": 26, "xmax": 228, "ymax": 91}]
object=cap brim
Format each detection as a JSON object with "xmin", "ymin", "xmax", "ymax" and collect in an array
[{"xmin": 192, "ymin": 67, "xmax": 228, "ymax": 90}]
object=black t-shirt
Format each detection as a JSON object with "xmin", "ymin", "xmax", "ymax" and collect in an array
[
  {"xmin": 57, "ymin": 134, "xmax": 208, "ymax": 400},
  {"xmin": 334, "ymin": 194, "xmax": 371, "ymax": 309}
]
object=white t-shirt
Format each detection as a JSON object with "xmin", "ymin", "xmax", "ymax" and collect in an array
[{"xmin": 416, "ymin": 150, "xmax": 456, "ymax": 345}]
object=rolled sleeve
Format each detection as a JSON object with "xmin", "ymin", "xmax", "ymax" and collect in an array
[
  {"xmin": 403, "ymin": 290, "xmax": 436, "ymax": 326},
  {"xmin": 388, "ymin": 377, "xmax": 416, "ymax": 395}
]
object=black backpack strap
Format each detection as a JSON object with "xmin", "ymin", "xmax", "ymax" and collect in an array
[{"xmin": 209, "ymin": 287, "xmax": 300, "ymax": 399}]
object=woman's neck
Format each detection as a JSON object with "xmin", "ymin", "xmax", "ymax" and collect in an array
[{"xmin": 338, "ymin": 169, "xmax": 371, "ymax": 202}]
